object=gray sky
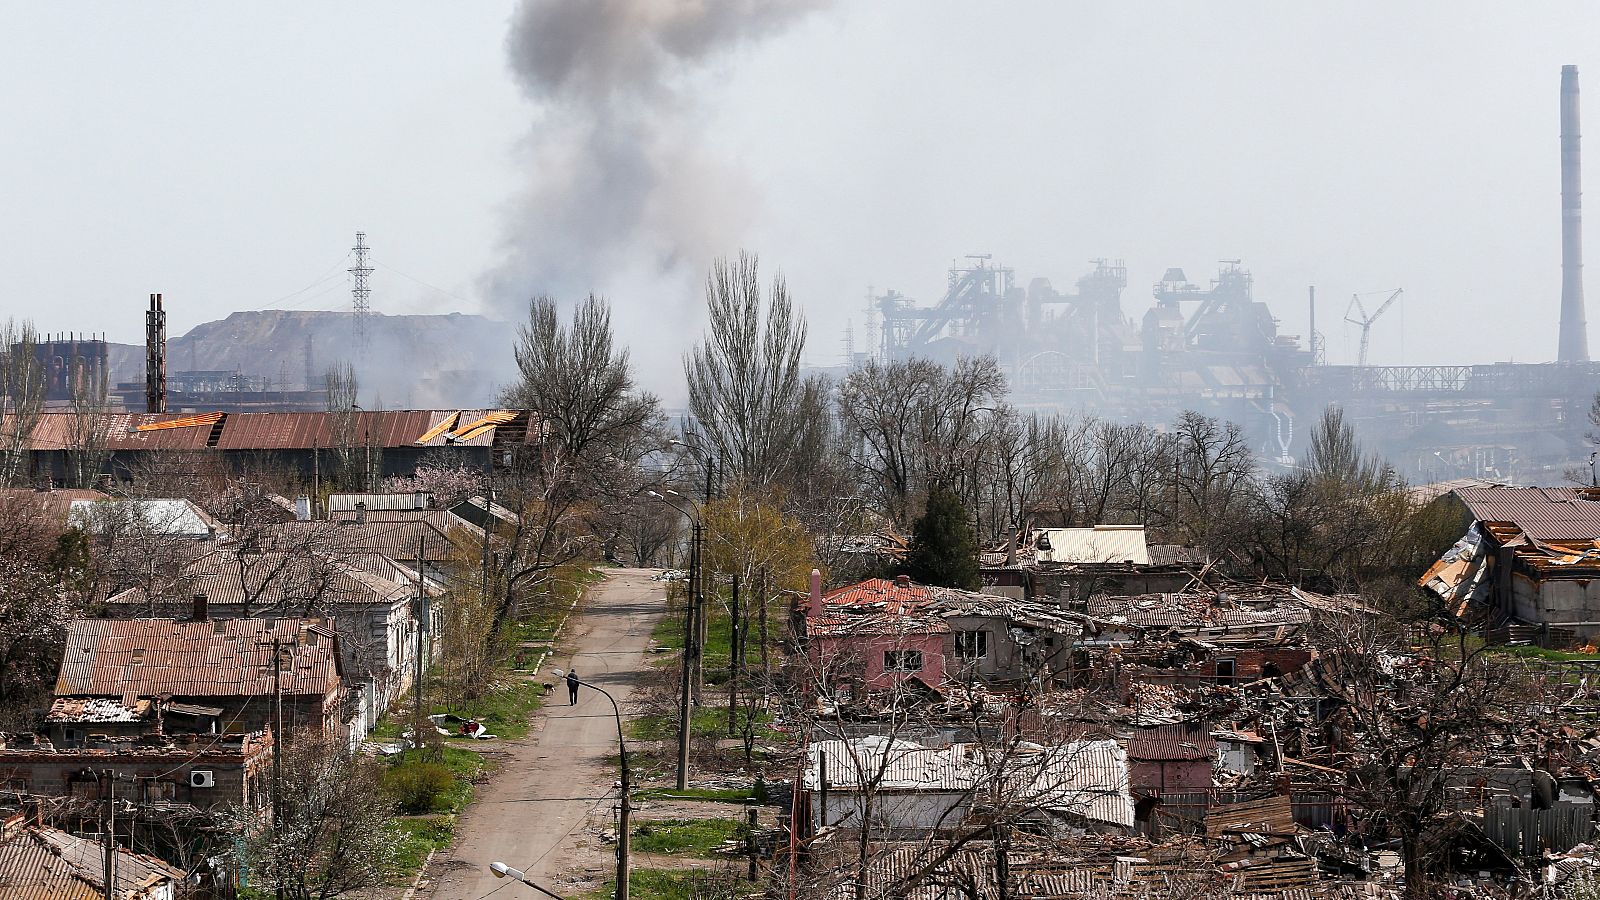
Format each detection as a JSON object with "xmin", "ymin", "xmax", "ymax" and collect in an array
[{"xmin": 4, "ymin": 2, "xmax": 1599, "ymax": 396}]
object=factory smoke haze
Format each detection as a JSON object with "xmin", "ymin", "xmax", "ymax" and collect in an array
[{"xmin": 486, "ymin": 0, "xmax": 829, "ymax": 365}]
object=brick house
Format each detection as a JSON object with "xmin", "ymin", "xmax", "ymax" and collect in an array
[
  {"xmin": 0, "ymin": 730, "xmax": 271, "ymax": 813},
  {"xmin": 803, "ymin": 574, "xmax": 949, "ymax": 693},
  {"xmin": 50, "ymin": 617, "xmax": 344, "ymax": 745}
]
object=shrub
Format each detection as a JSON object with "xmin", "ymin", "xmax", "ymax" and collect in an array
[{"xmin": 382, "ymin": 761, "xmax": 455, "ymax": 814}]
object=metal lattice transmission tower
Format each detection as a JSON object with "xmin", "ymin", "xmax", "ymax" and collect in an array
[{"xmin": 349, "ymin": 231, "xmax": 373, "ymax": 354}]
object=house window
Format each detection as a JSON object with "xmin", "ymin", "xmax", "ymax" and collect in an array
[
  {"xmin": 954, "ymin": 631, "xmax": 988, "ymax": 660},
  {"xmin": 1215, "ymin": 659, "xmax": 1236, "ymax": 682},
  {"xmin": 883, "ymin": 650, "xmax": 923, "ymax": 672}
]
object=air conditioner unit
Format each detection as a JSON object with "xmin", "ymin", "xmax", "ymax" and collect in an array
[{"xmin": 189, "ymin": 770, "xmax": 215, "ymax": 789}]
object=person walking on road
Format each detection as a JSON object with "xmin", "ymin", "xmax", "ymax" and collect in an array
[{"xmin": 566, "ymin": 669, "xmax": 580, "ymax": 706}]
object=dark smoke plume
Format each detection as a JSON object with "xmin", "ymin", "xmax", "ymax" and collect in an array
[{"xmin": 486, "ymin": 0, "xmax": 827, "ymax": 320}]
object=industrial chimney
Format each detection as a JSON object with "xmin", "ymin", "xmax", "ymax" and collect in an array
[
  {"xmin": 145, "ymin": 293, "xmax": 167, "ymax": 413},
  {"xmin": 1560, "ymin": 65, "xmax": 1590, "ymax": 362}
]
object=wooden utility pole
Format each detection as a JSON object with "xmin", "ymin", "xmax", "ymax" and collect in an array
[{"xmin": 272, "ymin": 637, "xmax": 285, "ymax": 900}]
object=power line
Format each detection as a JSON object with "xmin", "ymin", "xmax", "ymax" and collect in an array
[{"xmin": 374, "ymin": 261, "xmax": 474, "ymax": 308}]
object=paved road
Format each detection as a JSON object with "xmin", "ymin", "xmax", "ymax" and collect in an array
[{"xmin": 429, "ymin": 568, "xmax": 666, "ymax": 900}]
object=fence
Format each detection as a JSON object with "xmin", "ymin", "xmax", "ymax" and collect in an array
[{"xmin": 1483, "ymin": 800, "xmax": 1594, "ymax": 858}]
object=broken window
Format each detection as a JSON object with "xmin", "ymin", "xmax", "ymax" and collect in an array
[
  {"xmin": 883, "ymin": 650, "xmax": 923, "ymax": 672},
  {"xmin": 1215, "ymin": 658, "xmax": 1237, "ymax": 682},
  {"xmin": 954, "ymin": 631, "xmax": 988, "ymax": 659}
]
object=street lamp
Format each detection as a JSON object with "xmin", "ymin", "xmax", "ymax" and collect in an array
[
  {"xmin": 488, "ymin": 861, "xmax": 567, "ymax": 900},
  {"xmin": 551, "ymin": 669, "xmax": 630, "ymax": 900},
  {"xmin": 647, "ymin": 489, "xmax": 698, "ymax": 791},
  {"xmin": 350, "ymin": 403, "xmax": 373, "ymax": 492}
]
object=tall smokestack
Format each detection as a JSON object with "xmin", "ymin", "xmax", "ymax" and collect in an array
[
  {"xmin": 145, "ymin": 293, "xmax": 167, "ymax": 413},
  {"xmin": 1561, "ymin": 65, "xmax": 1589, "ymax": 362}
]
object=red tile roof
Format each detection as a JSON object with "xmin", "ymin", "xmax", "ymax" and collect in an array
[{"xmin": 807, "ymin": 578, "xmax": 949, "ymax": 637}]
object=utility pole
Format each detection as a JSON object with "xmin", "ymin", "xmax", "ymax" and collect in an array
[
  {"xmin": 414, "ymin": 535, "xmax": 427, "ymax": 746},
  {"xmin": 269, "ymin": 637, "xmax": 285, "ymax": 900},
  {"xmin": 727, "ymin": 570, "xmax": 740, "ymax": 736},
  {"xmin": 675, "ymin": 520, "xmax": 697, "ymax": 790},
  {"xmin": 693, "ymin": 458, "xmax": 714, "ymax": 698},
  {"xmin": 101, "ymin": 770, "xmax": 115, "ymax": 900}
]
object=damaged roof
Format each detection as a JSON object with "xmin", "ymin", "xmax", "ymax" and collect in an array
[
  {"xmin": 0, "ymin": 824, "xmax": 184, "ymax": 900},
  {"xmin": 1454, "ymin": 485, "xmax": 1600, "ymax": 542}
]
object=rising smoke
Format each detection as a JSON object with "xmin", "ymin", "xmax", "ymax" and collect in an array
[{"xmin": 486, "ymin": 0, "xmax": 828, "ymax": 338}]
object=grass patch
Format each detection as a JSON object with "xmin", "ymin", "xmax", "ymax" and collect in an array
[
  {"xmin": 585, "ymin": 868, "xmax": 755, "ymax": 900},
  {"xmin": 1492, "ymin": 644, "xmax": 1600, "ymax": 662},
  {"xmin": 635, "ymin": 786, "xmax": 754, "ymax": 804},
  {"xmin": 390, "ymin": 815, "xmax": 455, "ymax": 882},
  {"xmin": 632, "ymin": 817, "xmax": 744, "ymax": 856}
]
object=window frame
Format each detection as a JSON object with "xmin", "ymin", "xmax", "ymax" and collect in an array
[
  {"xmin": 954, "ymin": 630, "xmax": 989, "ymax": 660},
  {"xmin": 882, "ymin": 649, "xmax": 924, "ymax": 673}
]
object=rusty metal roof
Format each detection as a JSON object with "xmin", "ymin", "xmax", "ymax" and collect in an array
[
  {"xmin": 15, "ymin": 409, "xmax": 533, "ymax": 452},
  {"xmin": 1126, "ymin": 724, "xmax": 1217, "ymax": 761},
  {"xmin": 56, "ymin": 617, "xmax": 341, "ymax": 701},
  {"xmin": 0, "ymin": 825, "xmax": 184, "ymax": 900},
  {"xmin": 1454, "ymin": 485, "xmax": 1600, "ymax": 541}
]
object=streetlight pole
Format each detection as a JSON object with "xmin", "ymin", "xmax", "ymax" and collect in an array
[
  {"xmin": 553, "ymin": 670, "xmax": 630, "ymax": 900},
  {"xmin": 648, "ymin": 490, "xmax": 697, "ymax": 791},
  {"xmin": 488, "ymin": 862, "xmax": 567, "ymax": 900}
]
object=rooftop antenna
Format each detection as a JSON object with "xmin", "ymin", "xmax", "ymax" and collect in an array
[
  {"xmin": 1343, "ymin": 288, "xmax": 1403, "ymax": 367},
  {"xmin": 349, "ymin": 231, "xmax": 373, "ymax": 356}
]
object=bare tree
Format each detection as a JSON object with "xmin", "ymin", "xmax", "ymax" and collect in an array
[
  {"xmin": 1170, "ymin": 410, "xmax": 1254, "ymax": 553},
  {"xmin": 685, "ymin": 252, "xmax": 829, "ymax": 489},
  {"xmin": 0, "ymin": 320, "xmax": 44, "ymax": 487},
  {"xmin": 1313, "ymin": 612, "xmax": 1521, "ymax": 897},
  {"xmin": 243, "ymin": 727, "xmax": 400, "ymax": 900},
  {"xmin": 64, "ymin": 354, "xmax": 110, "ymax": 488},
  {"xmin": 837, "ymin": 356, "xmax": 1007, "ymax": 523}
]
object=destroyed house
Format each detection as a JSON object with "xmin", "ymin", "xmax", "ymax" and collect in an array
[
  {"xmin": 50, "ymin": 618, "xmax": 344, "ymax": 744},
  {"xmin": 803, "ymin": 575, "xmax": 1085, "ymax": 693},
  {"xmin": 982, "ymin": 526, "xmax": 1201, "ymax": 603},
  {"xmin": 804, "ymin": 576, "xmax": 949, "ymax": 691},
  {"xmin": 0, "ymin": 731, "xmax": 269, "ymax": 813},
  {"xmin": 1421, "ymin": 485, "xmax": 1600, "ymax": 639},
  {"xmin": 804, "ymin": 736, "xmax": 1134, "ymax": 836}
]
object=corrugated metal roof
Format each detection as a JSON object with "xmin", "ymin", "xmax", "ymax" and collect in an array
[
  {"xmin": 15, "ymin": 409, "xmax": 533, "ymax": 453},
  {"xmin": 1454, "ymin": 485, "xmax": 1600, "ymax": 541},
  {"xmin": 0, "ymin": 825, "xmax": 183, "ymax": 900},
  {"xmin": 1126, "ymin": 724, "xmax": 1217, "ymax": 761},
  {"xmin": 805, "ymin": 737, "xmax": 1133, "ymax": 828},
  {"xmin": 328, "ymin": 492, "xmax": 432, "ymax": 512},
  {"xmin": 67, "ymin": 499, "xmax": 219, "ymax": 539},
  {"xmin": 55, "ymin": 617, "xmax": 341, "ymax": 700},
  {"xmin": 1035, "ymin": 526, "xmax": 1150, "ymax": 565}
]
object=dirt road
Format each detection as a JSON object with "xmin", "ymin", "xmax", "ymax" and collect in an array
[{"xmin": 428, "ymin": 568, "xmax": 667, "ymax": 900}]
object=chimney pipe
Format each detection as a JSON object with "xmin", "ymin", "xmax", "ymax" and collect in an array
[
  {"xmin": 1561, "ymin": 65, "xmax": 1590, "ymax": 362},
  {"xmin": 192, "ymin": 592, "xmax": 207, "ymax": 622},
  {"xmin": 808, "ymin": 568, "xmax": 823, "ymax": 618},
  {"xmin": 355, "ymin": 501, "xmax": 367, "ymax": 525}
]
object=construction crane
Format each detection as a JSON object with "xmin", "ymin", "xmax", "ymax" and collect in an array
[{"xmin": 1344, "ymin": 288, "xmax": 1403, "ymax": 367}]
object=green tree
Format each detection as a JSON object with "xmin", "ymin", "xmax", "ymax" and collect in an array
[{"xmin": 902, "ymin": 485, "xmax": 980, "ymax": 590}]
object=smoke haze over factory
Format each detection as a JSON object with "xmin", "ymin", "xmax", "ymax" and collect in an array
[{"xmin": 3, "ymin": 3, "xmax": 1600, "ymax": 392}]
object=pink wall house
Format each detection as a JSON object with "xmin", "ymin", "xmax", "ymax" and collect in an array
[{"xmin": 804, "ymin": 573, "xmax": 949, "ymax": 691}]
